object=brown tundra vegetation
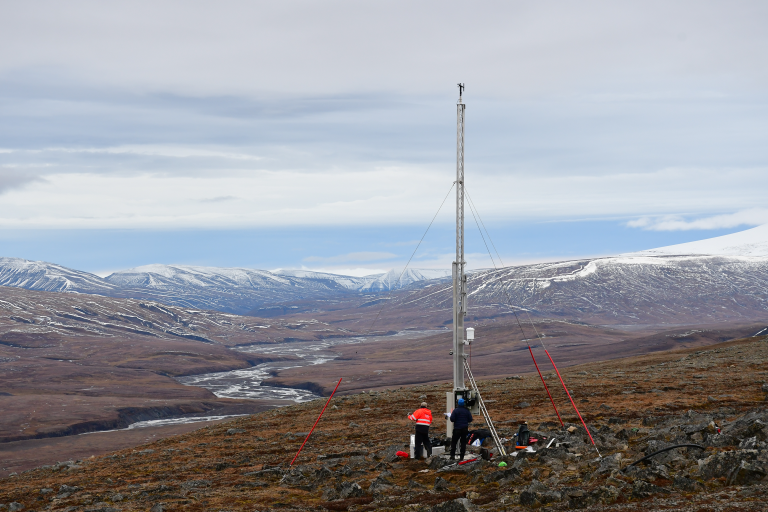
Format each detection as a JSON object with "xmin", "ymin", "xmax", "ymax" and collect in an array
[{"xmin": 1, "ymin": 334, "xmax": 768, "ymax": 511}]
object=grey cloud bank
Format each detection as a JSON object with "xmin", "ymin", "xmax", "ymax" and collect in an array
[{"xmin": 0, "ymin": 1, "xmax": 766, "ymax": 232}]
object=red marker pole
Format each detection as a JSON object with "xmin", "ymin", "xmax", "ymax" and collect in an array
[
  {"xmin": 529, "ymin": 346, "xmax": 563, "ymax": 427},
  {"xmin": 544, "ymin": 350, "xmax": 600, "ymax": 457},
  {"xmin": 290, "ymin": 377, "xmax": 342, "ymax": 466}
]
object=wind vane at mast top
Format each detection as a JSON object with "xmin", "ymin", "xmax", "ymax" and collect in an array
[{"xmin": 457, "ymin": 83, "xmax": 464, "ymax": 97}]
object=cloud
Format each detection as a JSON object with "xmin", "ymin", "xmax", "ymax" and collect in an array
[
  {"xmin": 199, "ymin": 196, "xmax": 238, "ymax": 203},
  {"xmin": 303, "ymin": 251, "xmax": 398, "ymax": 263},
  {"xmin": 0, "ymin": 168, "xmax": 43, "ymax": 194},
  {"xmin": 627, "ymin": 208, "xmax": 768, "ymax": 231},
  {"xmin": 0, "ymin": 2, "xmax": 767, "ymax": 232},
  {"xmin": 298, "ymin": 266, "xmax": 388, "ymax": 277}
]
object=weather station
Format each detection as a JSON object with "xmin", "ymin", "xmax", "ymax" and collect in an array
[{"xmin": 444, "ymin": 85, "xmax": 505, "ymax": 456}]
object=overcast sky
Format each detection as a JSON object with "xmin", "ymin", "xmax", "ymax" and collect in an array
[{"xmin": 1, "ymin": 1, "xmax": 767, "ymax": 274}]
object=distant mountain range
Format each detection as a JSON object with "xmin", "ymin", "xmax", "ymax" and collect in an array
[
  {"xmin": 0, "ymin": 258, "xmax": 449, "ymax": 314},
  {"xmin": 2, "ymin": 225, "xmax": 768, "ymax": 324}
]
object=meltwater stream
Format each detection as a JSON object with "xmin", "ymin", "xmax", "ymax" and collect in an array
[
  {"xmin": 95, "ymin": 330, "xmax": 442, "ymax": 433},
  {"xmin": 176, "ymin": 330, "xmax": 442, "ymax": 403}
]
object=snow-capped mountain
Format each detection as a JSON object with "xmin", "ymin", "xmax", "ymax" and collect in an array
[
  {"xmin": 377, "ymin": 226, "xmax": 768, "ymax": 326},
  {"xmin": 0, "ymin": 259, "xmax": 451, "ymax": 314},
  {"xmin": 0, "ymin": 257, "xmax": 118, "ymax": 294},
  {"xmin": 5, "ymin": 224, "xmax": 768, "ymax": 323},
  {"xmin": 628, "ymin": 224, "xmax": 768, "ymax": 258},
  {"xmin": 394, "ymin": 253, "xmax": 768, "ymax": 326},
  {"xmin": 273, "ymin": 268, "xmax": 451, "ymax": 292}
]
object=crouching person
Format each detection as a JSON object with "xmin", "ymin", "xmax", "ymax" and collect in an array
[{"xmin": 408, "ymin": 401, "xmax": 433, "ymax": 460}]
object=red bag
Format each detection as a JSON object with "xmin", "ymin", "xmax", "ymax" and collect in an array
[{"xmin": 396, "ymin": 451, "xmax": 409, "ymax": 458}]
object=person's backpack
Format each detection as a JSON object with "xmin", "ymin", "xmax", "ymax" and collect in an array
[{"xmin": 516, "ymin": 423, "xmax": 530, "ymax": 446}]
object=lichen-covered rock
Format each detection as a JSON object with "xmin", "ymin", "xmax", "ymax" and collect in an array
[
  {"xmin": 434, "ymin": 476, "xmax": 450, "ymax": 491},
  {"xmin": 337, "ymin": 481, "xmax": 364, "ymax": 499},
  {"xmin": 697, "ymin": 450, "xmax": 760, "ymax": 483},
  {"xmin": 632, "ymin": 480, "xmax": 670, "ymax": 498},
  {"xmin": 673, "ymin": 475, "xmax": 704, "ymax": 491},
  {"xmin": 592, "ymin": 485, "xmax": 620, "ymax": 504},
  {"xmin": 595, "ymin": 453, "xmax": 622, "ymax": 474},
  {"xmin": 321, "ymin": 486, "xmax": 339, "ymax": 501},
  {"xmin": 430, "ymin": 498, "xmax": 473, "ymax": 512},
  {"xmin": 519, "ymin": 480, "xmax": 560, "ymax": 507},
  {"xmin": 567, "ymin": 488, "xmax": 594, "ymax": 509},
  {"xmin": 429, "ymin": 456, "xmax": 452, "ymax": 470},
  {"xmin": 368, "ymin": 475, "xmax": 394, "ymax": 494},
  {"xmin": 727, "ymin": 460, "xmax": 767, "ymax": 485}
]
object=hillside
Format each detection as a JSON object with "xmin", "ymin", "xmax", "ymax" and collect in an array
[
  {"xmin": 263, "ymin": 255, "xmax": 768, "ymax": 336},
  {"xmin": 0, "ymin": 284, "xmax": 363, "ymax": 449},
  {"xmin": 2, "ymin": 334, "xmax": 767, "ymax": 511}
]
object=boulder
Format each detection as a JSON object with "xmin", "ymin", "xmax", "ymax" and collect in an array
[
  {"xmin": 518, "ymin": 480, "xmax": 560, "ymax": 507},
  {"xmin": 378, "ymin": 445, "xmax": 405, "ymax": 462},
  {"xmin": 321, "ymin": 486, "xmax": 339, "ymax": 501},
  {"xmin": 631, "ymin": 480, "xmax": 669, "ymax": 498},
  {"xmin": 697, "ymin": 450, "xmax": 761, "ymax": 483},
  {"xmin": 429, "ymin": 498, "xmax": 473, "ymax": 512},
  {"xmin": 624, "ymin": 462, "xmax": 669, "ymax": 482},
  {"xmin": 337, "ymin": 481, "xmax": 364, "ymax": 499},
  {"xmin": 483, "ymin": 467, "xmax": 520, "ymax": 484},
  {"xmin": 704, "ymin": 433, "xmax": 736, "ymax": 448},
  {"xmin": 595, "ymin": 453, "xmax": 622, "ymax": 474},
  {"xmin": 280, "ymin": 468, "xmax": 312, "ymax": 487},
  {"xmin": 429, "ymin": 457, "xmax": 452, "ymax": 470},
  {"xmin": 408, "ymin": 479, "xmax": 427, "ymax": 489},
  {"xmin": 673, "ymin": 475, "xmax": 703, "ymax": 492},
  {"xmin": 368, "ymin": 476, "xmax": 394, "ymax": 494},
  {"xmin": 434, "ymin": 476, "xmax": 451, "ymax": 491},
  {"xmin": 592, "ymin": 485, "xmax": 620, "ymax": 504},
  {"xmin": 727, "ymin": 460, "xmax": 767, "ymax": 486},
  {"xmin": 566, "ymin": 489, "xmax": 594, "ymax": 509},
  {"xmin": 181, "ymin": 479, "xmax": 211, "ymax": 489}
]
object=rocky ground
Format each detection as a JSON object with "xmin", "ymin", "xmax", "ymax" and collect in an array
[{"xmin": 1, "ymin": 334, "xmax": 767, "ymax": 511}]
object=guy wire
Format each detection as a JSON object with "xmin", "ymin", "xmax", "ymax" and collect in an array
[{"xmin": 363, "ymin": 182, "xmax": 455, "ymax": 337}]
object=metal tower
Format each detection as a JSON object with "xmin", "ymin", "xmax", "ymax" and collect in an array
[
  {"xmin": 453, "ymin": 84, "xmax": 467, "ymax": 393},
  {"xmin": 446, "ymin": 83, "xmax": 477, "ymax": 437}
]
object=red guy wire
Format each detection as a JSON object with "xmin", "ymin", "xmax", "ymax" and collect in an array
[
  {"xmin": 290, "ymin": 377, "xmax": 342, "ymax": 466},
  {"xmin": 528, "ymin": 346, "xmax": 564, "ymax": 426},
  {"xmin": 544, "ymin": 350, "xmax": 598, "ymax": 449}
]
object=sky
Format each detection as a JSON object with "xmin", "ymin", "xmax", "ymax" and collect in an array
[{"xmin": 1, "ymin": 1, "xmax": 767, "ymax": 276}]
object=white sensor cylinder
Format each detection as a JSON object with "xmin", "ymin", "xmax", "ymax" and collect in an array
[{"xmin": 466, "ymin": 327, "xmax": 474, "ymax": 341}]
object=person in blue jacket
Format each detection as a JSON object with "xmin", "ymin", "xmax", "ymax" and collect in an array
[{"xmin": 449, "ymin": 397, "xmax": 473, "ymax": 461}]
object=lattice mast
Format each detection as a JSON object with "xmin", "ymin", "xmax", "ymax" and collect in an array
[{"xmin": 452, "ymin": 83, "xmax": 467, "ymax": 393}]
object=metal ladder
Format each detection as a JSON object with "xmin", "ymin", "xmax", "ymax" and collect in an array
[{"xmin": 464, "ymin": 360, "xmax": 507, "ymax": 456}]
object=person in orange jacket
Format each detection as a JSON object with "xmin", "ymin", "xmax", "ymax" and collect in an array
[{"xmin": 408, "ymin": 401, "xmax": 433, "ymax": 459}]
